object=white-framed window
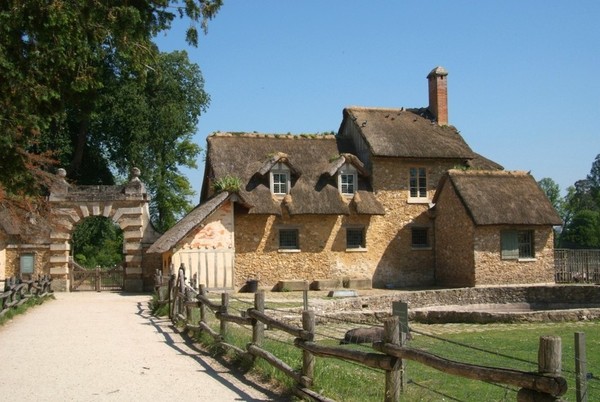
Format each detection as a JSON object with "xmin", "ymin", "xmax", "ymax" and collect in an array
[
  {"xmin": 409, "ymin": 167, "xmax": 427, "ymax": 200},
  {"xmin": 501, "ymin": 230, "xmax": 535, "ymax": 259},
  {"xmin": 339, "ymin": 163, "xmax": 357, "ymax": 196},
  {"xmin": 279, "ymin": 228, "xmax": 299, "ymax": 250},
  {"xmin": 411, "ymin": 227, "xmax": 430, "ymax": 248},
  {"xmin": 270, "ymin": 163, "xmax": 290, "ymax": 195},
  {"xmin": 346, "ymin": 227, "xmax": 365, "ymax": 249}
]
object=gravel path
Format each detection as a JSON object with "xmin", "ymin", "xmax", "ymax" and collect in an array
[{"xmin": 0, "ymin": 292, "xmax": 283, "ymax": 401}]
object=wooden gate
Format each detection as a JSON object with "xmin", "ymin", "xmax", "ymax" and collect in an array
[{"xmin": 69, "ymin": 259, "xmax": 124, "ymax": 291}]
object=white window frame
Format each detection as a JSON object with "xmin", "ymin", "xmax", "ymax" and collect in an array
[
  {"xmin": 339, "ymin": 163, "xmax": 357, "ymax": 196},
  {"xmin": 408, "ymin": 167, "xmax": 428, "ymax": 202},
  {"xmin": 270, "ymin": 163, "xmax": 290, "ymax": 195}
]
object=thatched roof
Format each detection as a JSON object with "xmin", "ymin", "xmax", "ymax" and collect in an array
[
  {"xmin": 467, "ymin": 152, "xmax": 504, "ymax": 170},
  {"xmin": 0, "ymin": 205, "xmax": 52, "ymax": 244},
  {"xmin": 147, "ymin": 191, "xmax": 231, "ymax": 254},
  {"xmin": 340, "ymin": 107, "xmax": 475, "ymax": 160},
  {"xmin": 434, "ymin": 170, "xmax": 562, "ymax": 226},
  {"xmin": 202, "ymin": 133, "xmax": 384, "ymax": 216}
]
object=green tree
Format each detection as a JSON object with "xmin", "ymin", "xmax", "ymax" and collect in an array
[
  {"xmin": 91, "ymin": 51, "xmax": 208, "ymax": 231},
  {"xmin": 538, "ymin": 178, "xmax": 564, "ymax": 219},
  {"xmin": 0, "ymin": 0, "xmax": 221, "ymax": 197},
  {"xmin": 72, "ymin": 216, "xmax": 124, "ymax": 268},
  {"xmin": 560, "ymin": 210, "xmax": 600, "ymax": 249},
  {"xmin": 586, "ymin": 153, "xmax": 600, "ymax": 207}
]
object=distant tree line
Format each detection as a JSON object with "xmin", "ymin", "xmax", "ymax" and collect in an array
[{"xmin": 538, "ymin": 154, "xmax": 600, "ymax": 249}]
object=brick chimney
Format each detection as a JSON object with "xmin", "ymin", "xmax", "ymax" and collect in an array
[{"xmin": 427, "ymin": 66, "xmax": 448, "ymax": 125}]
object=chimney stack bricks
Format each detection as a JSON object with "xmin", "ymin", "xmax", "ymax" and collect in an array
[{"xmin": 427, "ymin": 66, "xmax": 449, "ymax": 125}]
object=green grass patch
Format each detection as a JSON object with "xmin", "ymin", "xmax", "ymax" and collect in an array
[{"xmin": 157, "ymin": 295, "xmax": 600, "ymax": 401}]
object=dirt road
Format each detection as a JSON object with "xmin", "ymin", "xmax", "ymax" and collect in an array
[{"xmin": 0, "ymin": 292, "xmax": 282, "ymax": 401}]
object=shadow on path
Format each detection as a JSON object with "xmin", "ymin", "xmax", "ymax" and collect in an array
[{"xmin": 135, "ymin": 301, "xmax": 289, "ymax": 402}]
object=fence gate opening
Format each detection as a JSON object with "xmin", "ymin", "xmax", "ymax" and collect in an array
[{"xmin": 70, "ymin": 259, "xmax": 124, "ymax": 292}]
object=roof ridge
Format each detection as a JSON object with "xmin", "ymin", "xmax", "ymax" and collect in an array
[
  {"xmin": 210, "ymin": 132, "xmax": 336, "ymax": 139},
  {"xmin": 448, "ymin": 169, "xmax": 530, "ymax": 177},
  {"xmin": 345, "ymin": 106, "xmax": 421, "ymax": 113}
]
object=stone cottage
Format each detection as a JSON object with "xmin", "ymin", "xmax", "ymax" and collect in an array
[
  {"xmin": 148, "ymin": 67, "xmax": 561, "ymax": 290},
  {"xmin": 433, "ymin": 169, "xmax": 562, "ymax": 287}
]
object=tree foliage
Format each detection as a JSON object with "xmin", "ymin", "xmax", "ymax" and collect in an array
[
  {"xmin": 542, "ymin": 153, "xmax": 600, "ymax": 249},
  {"xmin": 0, "ymin": 0, "xmax": 221, "ymax": 231},
  {"xmin": 72, "ymin": 216, "xmax": 123, "ymax": 268},
  {"xmin": 92, "ymin": 51, "xmax": 208, "ymax": 232}
]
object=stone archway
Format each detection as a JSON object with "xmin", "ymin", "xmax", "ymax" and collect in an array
[{"xmin": 48, "ymin": 168, "xmax": 161, "ymax": 291}]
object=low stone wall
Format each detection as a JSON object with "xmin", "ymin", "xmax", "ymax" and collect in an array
[{"xmin": 310, "ymin": 285, "xmax": 600, "ymax": 324}]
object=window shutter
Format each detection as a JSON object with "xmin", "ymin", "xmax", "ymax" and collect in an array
[{"xmin": 501, "ymin": 231, "xmax": 519, "ymax": 259}]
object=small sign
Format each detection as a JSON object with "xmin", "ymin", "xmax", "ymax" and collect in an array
[
  {"xmin": 20, "ymin": 254, "xmax": 34, "ymax": 274},
  {"xmin": 392, "ymin": 301, "xmax": 409, "ymax": 337}
]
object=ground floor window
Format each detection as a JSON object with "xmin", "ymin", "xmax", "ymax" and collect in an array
[
  {"xmin": 346, "ymin": 227, "xmax": 365, "ymax": 249},
  {"xmin": 279, "ymin": 228, "xmax": 299, "ymax": 250},
  {"xmin": 501, "ymin": 230, "xmax": 534, "ymax": 259},
  {"xmin": 411, "ymin": 227, "xmax": 429, "ymax": 248}
]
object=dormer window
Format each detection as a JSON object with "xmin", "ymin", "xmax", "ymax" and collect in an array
[
  {"xmin": 339, "ymin": 163, "xmax": 357, "ymax": 196},
  {"xmin": 270, "ymin": 162, "xmax": 290, "ymax": 195}
]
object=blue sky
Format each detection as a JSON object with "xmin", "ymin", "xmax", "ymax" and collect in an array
[{"xmin": 155, "ymin": 1, "xmax": 600, "ymax": 200}]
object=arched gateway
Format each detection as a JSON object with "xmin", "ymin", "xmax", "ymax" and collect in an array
[{"xmin": 48, "ymin": 168, "xmax": 161, "ymax": 291}]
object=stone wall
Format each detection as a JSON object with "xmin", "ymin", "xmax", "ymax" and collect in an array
[
  {"xmin": 434, "ymin": 178, "xmax": 476, "ymax": 286},
  {"xmin": 368, "ymin": 157, "xmax": 463, "ymax": 288},
  {"xmin": 234, "ymin": 213, "xmax": 374, "ymax": 289},
  {"xmin": 232, "ymin": 157, "xmax": 471, "ymax": 289},
  {"xmin": 313, "ymin": 285, "xmax": 600, "ymax": 314},
  {"xmin": 474, "ymin": 226, "xmax": 555, "ymax": 285},
  {"xmin": 4, "ymin": 246, "xmax": 50, "ymax": 278}
]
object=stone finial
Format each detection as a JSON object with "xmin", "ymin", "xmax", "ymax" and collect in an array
[
  {"xmin": 125, "ymin": 167, "xmax": 146, "ymax": 195},
  {"xmin": 57, "ymin": 168, "xmax": 67, "ymax": 180},
  {"xmin": 49, "ymin": 168, "xmax": 70, "ymax": 198},
  {"xmin": 131, "ymin": 167, "xmax": 141, "ymax": 181}
]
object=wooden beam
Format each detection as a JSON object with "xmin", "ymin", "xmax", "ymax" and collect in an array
[{"xmin": 373, "ymin": 342, "xmax": 567, "ymax": 397}]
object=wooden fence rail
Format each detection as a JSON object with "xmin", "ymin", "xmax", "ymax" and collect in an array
[
  {"xmin": 157, "ymin": 266, "xmax": 568, "ymax": 401},
  {"xmin": 0, "ymin": 275, "xmax": 53, "ymax": 317}
]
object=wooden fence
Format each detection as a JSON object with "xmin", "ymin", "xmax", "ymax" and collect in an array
[
  {"xmin": 157, "ymin": 267, "xmax": 568, "ymax": 402},
  {"xmin": 0, "ymin": 275, "xmax": 53, "ymax": 316},
  {"xmin": 555, "ymin": 249, "xmax": 600, "ymax": 283}
]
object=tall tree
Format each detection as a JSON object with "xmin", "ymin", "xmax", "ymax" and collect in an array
[
  {"xmin": 538, "ymin": 178, "xmax": 564, "ymax": 220},
  {"xmin": 92, "ymin": 51, "xmax": 208, "ymax": 231},
  {"xmin": 0, "ymin": 0, "xmax": 221, "ymax": 198}
]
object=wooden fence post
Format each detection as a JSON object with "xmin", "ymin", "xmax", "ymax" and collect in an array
[
  {"xmin": 199, "ymin": 284, "xmax": 207, "ymax": 326},
  {"xmin": 220, "ymin": 292, "xmax": 229, "ymax": 340},
  {"xmin": 517, "ymin": 336, "xmax": 563, "ymax": 402},
  {"xmin": 167, "ymin": 273, "xmax": 174, "ymax": 319},
  {"xmin": 301, "ymin": 310, "xmax": 315, "ymax": 386},
  {"xmin": 252, "ymin": 290, "xmax": 265, "ymax": 346},
  {"xmin": 575, "ymin": 332, "xmax": 588, "ymax": 402},
  {"xmin": 384, "ymin": 316, "xmax": 401, "ymax": 402}
]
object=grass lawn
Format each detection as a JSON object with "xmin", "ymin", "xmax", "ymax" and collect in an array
[{"xmin": 160, "ymin": 291, "xmax": 600, "ymax": 401}]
